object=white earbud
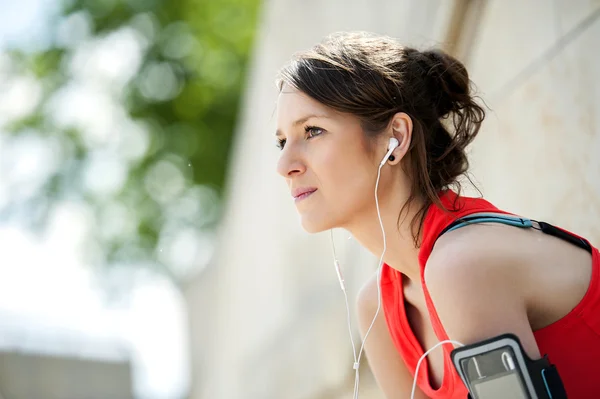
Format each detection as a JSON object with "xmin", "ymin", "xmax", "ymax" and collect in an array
[{"xmin": 379, "ymin": 137, "xmax": 400, "ymax": 166}]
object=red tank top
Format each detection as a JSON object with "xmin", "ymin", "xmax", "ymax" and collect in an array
[{"xmin": 380, "ymin": 190, "xmax": 600, "ymax": 398}]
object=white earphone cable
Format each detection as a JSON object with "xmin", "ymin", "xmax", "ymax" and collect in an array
[
  {"xmin": 351, "ymin": 160, "xmax": 387, "ymax": 395},
  {"xmin": 410, "ymin": 340, "xmax": 464, "ymax": 399},
  {"xmin": 329, "ymin": 139, "xmax": 466, "ymax": 398},
  {"xmin": 330, "ymin": 229, "xmax": 359, "ymax": 367},
  {"xmin": 329, "ymin": 161, "xmax": 388, "ymax": 399}
]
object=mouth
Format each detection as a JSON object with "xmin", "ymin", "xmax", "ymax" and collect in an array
[{"xmin": 292, "ymin": 187, "xmax": 317, "ymax": 202}]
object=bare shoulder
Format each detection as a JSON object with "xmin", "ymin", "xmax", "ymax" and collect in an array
[
  {"xmin": 423, "ymin": 223, "xmax": 541, "ymax": 358},
  {"xmin": 356, "ymin": 272, "xmax": 379, "ymax": 314},
  {"xmin": 425, "ymin": 222, "xmax": 529, "ymax": 291},
  {"xmin": 424, "ymin": 223, "xmax": 527, "ymax": 319}
]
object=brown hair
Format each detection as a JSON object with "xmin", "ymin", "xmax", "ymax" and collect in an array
[{"xmin": 276, "ymin": 31, "xmax": 485, "ymax": 245}]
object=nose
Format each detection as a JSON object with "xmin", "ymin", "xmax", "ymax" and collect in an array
[{"xmin": 276, "ymin": 145, "xmax": 306, "ymax": 179}]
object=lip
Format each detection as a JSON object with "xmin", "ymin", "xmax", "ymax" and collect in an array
[{"xmin": 292, "ymin": 187, "xmax": 317, "ymax": 201}]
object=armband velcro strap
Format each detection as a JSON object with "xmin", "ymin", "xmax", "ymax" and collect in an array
[{"xmin": 537, "ymin": 221, "xmax": 592, "ymax": 254}]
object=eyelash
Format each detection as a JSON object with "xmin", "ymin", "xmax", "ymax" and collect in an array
[{"xmin": 276, "ymin": 125, "xmax": 325, "ymax": 150}]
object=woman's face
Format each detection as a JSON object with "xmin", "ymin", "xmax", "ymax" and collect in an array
[{"xmin": 275, "ymin": 86, "xmax": 383, "ymax": 233}]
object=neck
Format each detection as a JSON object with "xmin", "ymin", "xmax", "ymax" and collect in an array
[{"xmin": 343, "ymin": 187, "xmax": 426, "ymax": 283}]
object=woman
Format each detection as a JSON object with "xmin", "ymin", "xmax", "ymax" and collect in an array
[{"xmin": 273, "ymin": 31, "xmax": 599, "ymax": 398}]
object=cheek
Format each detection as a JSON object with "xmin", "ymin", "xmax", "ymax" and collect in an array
[{"xmin": 318, "ymin": 146, "xmax": 375, "ymax": 205}]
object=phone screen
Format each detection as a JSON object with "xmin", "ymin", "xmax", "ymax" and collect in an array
[
  {"xmin": 458, "ymin": 345, "xmax": 530, "ymax": 399},
  {"xmin": 471, "ymin": 372, "xmax": 528, "ymax": 399}
]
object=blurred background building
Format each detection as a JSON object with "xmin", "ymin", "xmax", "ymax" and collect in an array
[{"xmin": 0, "ymin": 0, "xmax": 598, "ymax": 398}]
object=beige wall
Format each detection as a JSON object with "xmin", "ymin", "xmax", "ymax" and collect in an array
[
  {"xmin": 466, "ymin": 0, "xmax": 600, "ymax": 245},
  {"xmin": 185, "ymin": 1, "xmax": 600, "ymax": 398}
]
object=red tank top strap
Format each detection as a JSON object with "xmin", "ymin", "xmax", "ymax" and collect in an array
[
  {"xmin": 380, "ymin": 190, "xmax": 600, "ymax": 398},
  {"xmin": 380, "ymin": 190, "xmax": 513, "ymax": 397},
  {"xmin": 417, "ymin": 190, "xmax": 515, "ymax": 268}
]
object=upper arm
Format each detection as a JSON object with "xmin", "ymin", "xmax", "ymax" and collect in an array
[
  {"xmin": 424, "ymin": 234, "xmax": 541, "ymax": 360},
  {"xmin": 356, "ymin": 273, "xmax": 428, "ymax": 399}
]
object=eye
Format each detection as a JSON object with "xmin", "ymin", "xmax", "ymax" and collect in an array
[
  {"xmin": 276, "ymin": 137, "xmax": 286, "ymax": 150},
  {"xmin": 305, "ymin": 125, "xmax": 325, "ymax": 138},
  {"xmin": 276, "ymin": 126, "xmax": 324, "ymax": 150}
]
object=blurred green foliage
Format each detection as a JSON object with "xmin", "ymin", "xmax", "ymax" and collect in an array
[{"xmin": 0, "ymin": 0, "xmax": 261, "ymax": 282}]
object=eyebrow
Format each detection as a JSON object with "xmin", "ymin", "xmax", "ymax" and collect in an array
[{"xmin": 275, "ymin": 114, "xmax": 331, "ymax": 137}]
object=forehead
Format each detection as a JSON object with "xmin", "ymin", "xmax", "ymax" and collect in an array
[{"xmin": 276, "ymin": 85, "xmax": 333, "ymax": 125}]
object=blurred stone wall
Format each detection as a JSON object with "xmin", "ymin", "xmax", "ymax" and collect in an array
[
  {"xmin": 185, "ymin": 1, "xmax": 600, "ymax": 398},
  {"xmin": 466, "ymin": 0, "xmax": 600, "ymax": 246}
]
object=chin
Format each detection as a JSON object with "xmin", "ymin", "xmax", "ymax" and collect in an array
[{"xmin": 298, "ymin": 214, "xmax": 338, "ymax": 234}]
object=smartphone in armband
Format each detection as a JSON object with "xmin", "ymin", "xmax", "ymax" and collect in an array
[{"xmin": 450, "ymin": 333, "xmax": 568, "ymax": 399}]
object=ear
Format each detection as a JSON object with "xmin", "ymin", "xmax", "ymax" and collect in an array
[{"xmin": 387, "ymin": 112, "xmax": 412, "ymax": 165}]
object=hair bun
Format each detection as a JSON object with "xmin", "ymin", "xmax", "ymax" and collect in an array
[{"xmin": 414, "ymin": 49, "xmax": 471, "ymax": 117}]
